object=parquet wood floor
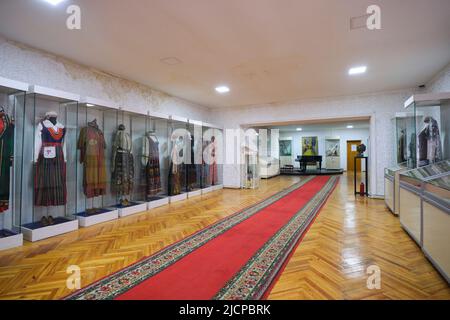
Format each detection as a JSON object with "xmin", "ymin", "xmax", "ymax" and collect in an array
[{"xmin": 0, "ymin": 174, "xmax": 448, "ymax": 300}]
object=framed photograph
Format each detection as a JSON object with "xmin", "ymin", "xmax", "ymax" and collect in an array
[
  {"xmin": 302, "ymin": 136, "xmax": 318, "ymax": 156},
  {"xmin": 279, "ymin": 140, "xmax": 292, "ymax": 156}
]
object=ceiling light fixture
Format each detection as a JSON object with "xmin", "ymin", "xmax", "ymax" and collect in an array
[
  {"xmin": 42, "ymin": 0, "xmax": 66, "ymax": 5},
  {"xmin": 296, "ymin": 128, "xmax": 303, "ymax": 131},
  {"xmin": 347, "ymin": 125, "xmax": 354, "ymax": 129},
  {"xmin": 215, "ymin": 86, "xmax": 230, "ymax": 94},
  {"xmin": 348, "ymin": 66, "xmax": 367, "ymax": 75},
  {"xmin": 86, "ymin": 104, "xmax": 95, "ymax": 107}
]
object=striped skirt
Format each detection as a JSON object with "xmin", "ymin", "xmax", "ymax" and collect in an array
[{"xmin": 34, "ymin": 144, "xmax": 67, "ymax": 207}]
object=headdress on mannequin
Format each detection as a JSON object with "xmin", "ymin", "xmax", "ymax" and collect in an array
[{"xmin": 45, "ymin": 111, "xmax": 58, "ymax": 119}]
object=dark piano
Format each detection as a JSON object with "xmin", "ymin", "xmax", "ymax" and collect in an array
[{"xmin": 295, "ymin": 155, "xmax": 323, "ymax": 172}]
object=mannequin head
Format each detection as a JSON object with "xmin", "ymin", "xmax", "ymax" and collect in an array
[
  {"xmin": 118, "ymin": 124, "xmax": 126, "ymax": 131},
  {"xmin": 45, "ymin": 111, "xmax": 58, "ymax": 125}
]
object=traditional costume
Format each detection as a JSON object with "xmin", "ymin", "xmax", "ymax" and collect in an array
[
  {"xmin": 168, "ymin": 137, "xmax": 185, "ymax": 195},
  {"xmin": 34, "ymin": 112, "xmax": 67, "ymax": 207},
  {"xmin": 142, "ymin": 132, "xmax": 161, "ymax": 197},
  {"xmin": 77, "ymin": 120, "xmax": 107, "ymax": 198},
  {"xmin": 112, "ymin": 124, "xmax": 134, "ymax": 197}
]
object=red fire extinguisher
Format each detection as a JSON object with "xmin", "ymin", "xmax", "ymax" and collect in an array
[{"xmin": 360, "ymin": 182, "xmax": 365, "ymax": 196}]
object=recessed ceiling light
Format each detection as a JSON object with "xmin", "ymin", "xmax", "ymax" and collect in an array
[
  {"xmin": 296, "ymin": 128, "xmax": 303, "ymax": 131},
  {"xmin": 160, "ymin": 57, "xmax": 182, "ymax": 65},
  {"xmin": 215, "ymin": 86, "xmax": 230, "ymax": 94},
  {"xmin": 347, "ymin": 125, "xmax": 354, "ymax": 129},
  {"xmin": 348, "ymin": 66, "xmax": 367, "ymax": 75},
  {"xmin": 42, "ymin": 0, "xmax": 66, "ymax": 5}
]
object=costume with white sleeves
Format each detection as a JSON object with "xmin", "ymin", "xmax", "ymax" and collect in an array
[{"xmin": 34, "ymin": 114, "xmax": 67, "ymax": 207}]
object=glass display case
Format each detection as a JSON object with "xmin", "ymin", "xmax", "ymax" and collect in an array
[
  {"xmin": 187, "ymin": 120, "xmax": 203, "ymax": 197},
  {"xmin": 168, "ymin": 116, "xmax": 188, "ymax": 202},
  {"xmin": 112, "ymin": 109, "xmax": 149, "ymax": 217},
  {"xmin": 384, "ymin": 165, "xmax": 406, "ymax": 214},
  {"xmin": 404, "ymin": 92, "xmax": 450, "ymax": 169},
  {"xmin": 18, "ymin": 86, "xmax": 80, "ymax": 242},
  {"xmin": 201, "ymin": 123, "xmax": 215, "ymax": 193},
  {"xmin": 325, "ymin": 137, "xmax": 340, "ymax": 170},
  {"xmin": 0, "ymin": 77, "xmax": 28, "ymax": 250},
  {"xmin": 73, "ymin": 98, "xmax": 120, "ymax": 226},
  {"xmin": 242, "ymin": 146, "xmax": 260, "ymax": 189},
  {"xmin": 399, "ymin": 160, "xmax": 450, "ymax": 246},
  {"xmin": 146, "ymin": 112, "xmax": 170, "ymax": 209},
  {"xmin": 393, "ymin": 112, "xmax": 415, "ymax": 167}
]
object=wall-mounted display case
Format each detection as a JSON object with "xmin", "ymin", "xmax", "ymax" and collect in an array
[
  {"xmin": 74, "ymin": 98, "xmax": 120, "ymax": 226},
  {"xmin": 0, "ymin": 77, "xmax": 28, "ymax": 251},
  {"xmin": 168, "ymin": 116, "xmax": 188, "ymax": 202},
  {"xmin": 146, "ymin": 112, "xmax": 170, "ymax": 209},
  {"xmin": 19, "ymin": 86, "xmax": 80, "ymax": 242},
  {"xmin": 242, "ymin": 145, "xmax": 260, "ymax": 189},
  {"xmin": 187, "ymin": 120, "xmax": 203, "ymax": 198},
  {"xmin": 202, "ymin": 123, "xmax": 223, "ymax": 193},
  {"xmin": 404, "ymin": 92, "xmax": 450, "ymax": 169}
]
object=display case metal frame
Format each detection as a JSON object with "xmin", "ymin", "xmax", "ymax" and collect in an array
[{"xmin": 0, "ymin": 77, "xmax": 28, "ymax": 251}]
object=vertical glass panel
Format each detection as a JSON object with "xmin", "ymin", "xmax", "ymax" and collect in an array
[{"xmin": 395, "ymin": 112, "xmax": 415, "ymax": 168}]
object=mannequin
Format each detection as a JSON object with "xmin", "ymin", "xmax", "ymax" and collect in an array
[
  {"xmin": 142, "ymin": 132, "xmax": 161, "ymax": 197},
  {"xmin": 418, "ymin": 116, "xmax": 442, "ymax": 167},
  {"xmin": 112, "ymin": 124, "xmax": 134, "ymax": 206},
  {"xmin": 0, "ymin": 106, "xmax": 14, "ymax": 215},
  {"xmin": 209, "ymin": 136, "xmax": 218, "ymax": 185},
  {"xmin": 34, "ymin": 111, "xmax": 67, "ymax": 226}
]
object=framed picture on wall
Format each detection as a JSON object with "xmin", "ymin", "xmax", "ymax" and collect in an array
[
  {"xmin": 302, "ymin": 136, "xmax": 318, "ymax": 156},
  {"xmin": 279, "ymin": 140, "xmax": 292, "ymax": 156}
]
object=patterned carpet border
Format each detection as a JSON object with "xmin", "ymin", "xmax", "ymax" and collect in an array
[
  {"xmin": 214, "ymin": 176, "xmax": 339, "ymax": 300},
  {"xmin": 66, "ymin": 176, "xmax": 315, "ymax": 300}
]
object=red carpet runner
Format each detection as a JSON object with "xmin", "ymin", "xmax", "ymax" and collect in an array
[{"xmin": 67, "ymin": 175, "xmax": 338, "ymax": 300}]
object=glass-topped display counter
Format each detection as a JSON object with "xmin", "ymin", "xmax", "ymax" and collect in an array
[
  {"xmin": 399, "ymin": 160, "xmax": 450, "ymax": 247},
  {"xmin": 0, "ymin": 77, "xmax": 28, "ymax": 251},
  {"xmin": 384, "ymin": 164, "xmax": 407, "ymax": 215},
  {"xmin": 422, "ymin": 172, "xmax": 450, "ymax": 282},
  {"xmin": 404, "ymin": 92, "xmax": 450, "ymax": 169}
]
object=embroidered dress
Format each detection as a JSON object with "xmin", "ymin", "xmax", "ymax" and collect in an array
[
  {"xmin": 0, "ymin": 112, "xmax": 14, "ymax": 213},
  {"xmin": 112, "ymin": 125, "xmax": 134, "ymax": 197},
  {"xmin": 34, "ymin": 120, "xmax": 67, "ymax": 206},
  {"xmin": 77, "ymin": 121, "xmax": 107, "ymax": 198},
  {"xmin": 142, "ymin": 133, "xmax": 161, "ymax": 197}
]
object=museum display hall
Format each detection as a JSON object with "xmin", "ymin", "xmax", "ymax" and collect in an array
[{"xmin": 0, "ymin": 0, "xmax": 449, "ymax": 301}]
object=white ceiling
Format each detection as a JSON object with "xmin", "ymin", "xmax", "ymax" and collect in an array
[
  {"xmin": 0, "ymin": 0, "xmax": 449, "ymax": 109},
  {"xmin": 259, "ymin": 119, "xmax": 370, "ymax": 132}
]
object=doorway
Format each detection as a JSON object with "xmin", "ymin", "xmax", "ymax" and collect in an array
[{"xmin": 347, "ymin": 140, "xmax": 361, "ymax": 172}]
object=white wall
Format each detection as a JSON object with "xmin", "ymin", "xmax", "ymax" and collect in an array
[
  {"xmin": 0, "ymin": 37, "xmax": 212, "ymax": 122},
  {"xmin": 279, "ymin": 127, "xmax": 370, "ymax": 171}
]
